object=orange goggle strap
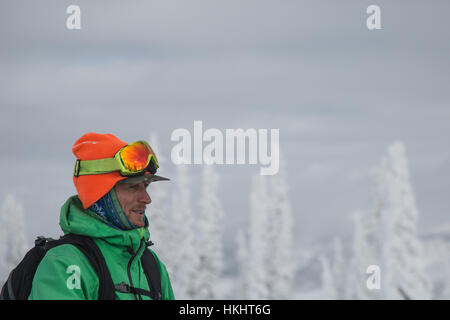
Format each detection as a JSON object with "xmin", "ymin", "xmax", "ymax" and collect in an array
[{"xmin": 73, "ymin": 143, "xmax": 159, "ymax": 177}]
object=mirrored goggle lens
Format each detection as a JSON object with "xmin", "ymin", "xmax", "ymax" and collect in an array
[{"xmin": 120, "ymin": 141, "xmax": 155, "ymax": 172}]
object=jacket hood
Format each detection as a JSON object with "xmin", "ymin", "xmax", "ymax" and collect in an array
[{"xmin": 59, "ymin": 195, "xmax": 150, "ymax": 251}]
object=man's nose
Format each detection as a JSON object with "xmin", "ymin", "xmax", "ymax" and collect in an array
[{"xmin": 139, "ymin": 188, "xmax": 151, "ymax": 205}]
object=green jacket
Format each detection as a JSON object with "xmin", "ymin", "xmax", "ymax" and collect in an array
[{"xmin": 28, "ymin": 195, "xmax": 175, "ymax": 300}]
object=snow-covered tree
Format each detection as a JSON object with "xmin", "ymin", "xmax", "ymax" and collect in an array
[
  {"xmin": 346, "ymin": 211, "xmax": 379, "ymax": 300},
  {"xmin": 441, "ymin": 249, "xmax": 450, "ymax": 299},
  {"xmin": 166, "ymin": 159, "xmax": 200, "ymax": 299},
  {"xmin": 331, "ymin": 236, "xmax": 346, "ymax": 299},
  {"xmin": 0, "ymin": 194, "xmax": 28, "ymax": 285},
  {"xmin": 147, "ymin": 132, "xmax": 170, "ymax": 263},
  {"xmin": 240, "ymin": 154, "xmax": 296, "ymax": 300},
  {"xmin": 236, "ymin": 229, "xmax": 249, "ymax": 299},
  {"xmin": 347, "ymin": 141, "xmax": 431, "ymax": 300},
  {"xmin": 246, "ymin": 174, "xmax": 271, "ymax": 299},
  {"xmin": 265, "ymin": 156, "xmax": 296, "ymax": 299},
  {"xmin": 375, "ymin": 141, "xmax": 431, "ymax": 299},
  {"xmin": 196, "ymin": 163, "xmax": 225, "ymax": 299},
  {"xmin": 320, "ymin": 254, "xmax": 337, "ymax": 299}
]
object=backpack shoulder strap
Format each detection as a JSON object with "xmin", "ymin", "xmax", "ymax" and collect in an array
[
  {"xmin": 51, "ymin": 234, "xmax": 116, "ymax": 300},
  {"xmin": 141, "ymin": 247, "xmax": 162, "ymax": 300}
]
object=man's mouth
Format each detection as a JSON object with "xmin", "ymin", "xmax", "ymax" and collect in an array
[{"xmin": 131, "ymin": 209, "xmax": 145, "ymax": 215}]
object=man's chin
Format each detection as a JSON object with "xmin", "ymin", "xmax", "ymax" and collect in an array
[
  {"xmin": 132, "ymin": 220, "xmax": 146, "ymax": 228},
  {"xmin": 129, "ymin": 213, "xmax": 146, "ymax": 227}
]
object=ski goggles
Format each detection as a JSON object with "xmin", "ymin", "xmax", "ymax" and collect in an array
[{"xmin": 73, "ymin": 141, "xmax": 160, "ymax": 178}]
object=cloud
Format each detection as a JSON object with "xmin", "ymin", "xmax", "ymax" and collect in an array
[{"xmin": 1, "ymin": 0, "xmax": 450, "ymax": 246}]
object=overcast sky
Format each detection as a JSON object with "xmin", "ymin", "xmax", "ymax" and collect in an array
[{"xmin": 1, "ymin": 0, "xmax": 449, "ymax": 250}]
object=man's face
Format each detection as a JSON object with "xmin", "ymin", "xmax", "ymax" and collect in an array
[{"xmin": 115, "ymin": 181, "xmax": 151, "ymax": 228}]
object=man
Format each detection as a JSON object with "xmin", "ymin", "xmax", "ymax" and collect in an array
[{"xmin": 28, "ymin": 132, "xmax": 175, "ymax": 300}]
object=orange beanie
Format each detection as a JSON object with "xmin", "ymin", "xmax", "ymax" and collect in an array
[{"xmin": 72, "ymin": 133, "xmax": 129, "ymax": 209}]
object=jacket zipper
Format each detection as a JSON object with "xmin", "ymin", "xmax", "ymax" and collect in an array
[{"xmin": 126, "ymin": 238, "xmax": 144, "ymax": 300}]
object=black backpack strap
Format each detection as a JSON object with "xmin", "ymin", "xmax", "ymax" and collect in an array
[
  {"xmin": 51, "ymin": 234, "xmax": 116, "ymax": 300},
  {"xmin": 141, "ymin": 247, "xmax": 162, "ymax": 300},
  {"xmin": 0, "ymin": 273, "xmax": 15, "ymax": 300},
  {"xmin": 61, "ymin": 235, "xmax": 162, "ymax": 300},
  {"xmin": 1, "ymin": 233, "xmax": 161, "ymax": 300}
]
